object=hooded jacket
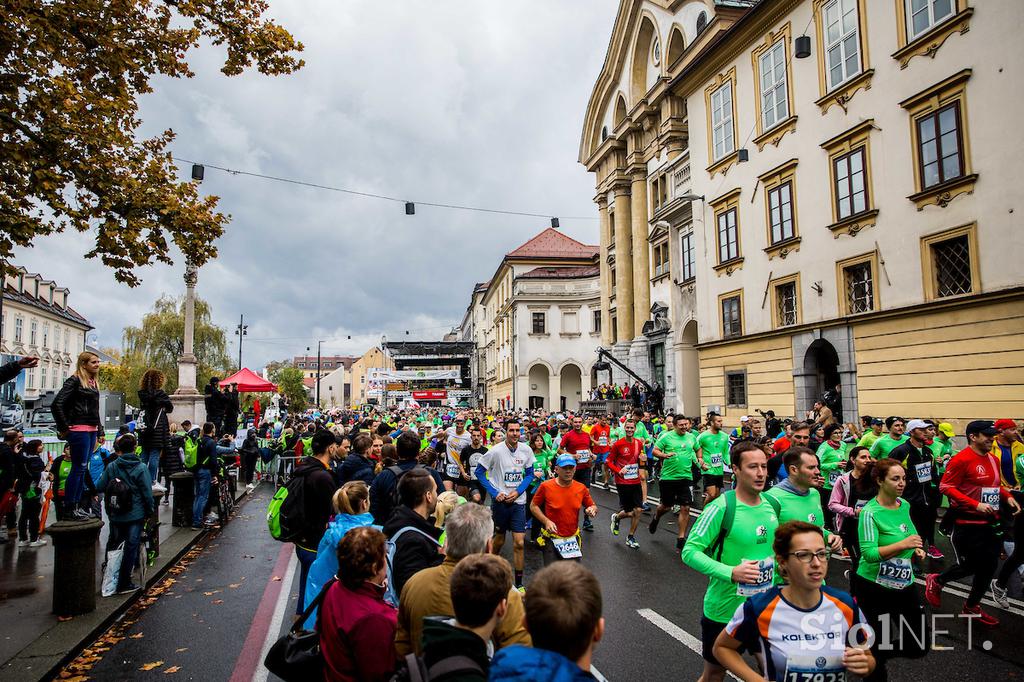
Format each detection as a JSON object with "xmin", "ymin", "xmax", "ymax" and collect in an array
[
  {"xmin": 319, "ymin": 580, "xmax": 397, "ymax": 682},
  {"xmin": 382, "ymin": 504, "xmax": 443, "ymax": 597},
  {"xmin": 96, "ymin": 453, "xmax": 155, "ymax": 523},
  {"xmin": 420, "ymin": 617, "xmax": 490, "ymax": 682},
  {"xmin": 137, "ymin": 388, "xmax": 173, "ymax": 450},
  {"xmin": 291, "ymin": 456, "xmax": 338, "ymax": 550},
  {"xmin": 489, "ymin": 646, "xmax": 596, "ymax": 682},
  {"xmin": 337, "ymin": 451, "xmax": 375, "ymax": 487},
  {"xmin": 301, "ymin": 511, "xmax": 377, "ymax": 628}
]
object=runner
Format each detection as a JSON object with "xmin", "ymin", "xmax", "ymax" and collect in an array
[
  {"xmin": 558, "ymin": 416, "xmax": 596, "ymax": 532},
  {"xmin": 459, "ymin": 426, "xmax": 489, "ymax": 504},
  {"xmin": 855, "ymin": 457, "xmax": 930, "ymax": 679},
  {"xmin": 858, "ymin": 417, "xmax": 885, "ymax": 450},
  {"xmin": 590, "ymin": 414, "xmax": 612, "ymax": 486},
  {"xmin": 869, "ymin": 417, "xmax": 908, "ymax": 459},
  {"xmin": 891, "ymin": 419, "xmax": 940, "ymax": 562},
  {"xmin": 529, "ymin": 455, "xmax": 598, "ymax": 566},
  {"xmin": 926, "ymin": 420, "xmax": 1020, "ymax": 623},
  {"xmin": 762, "ymin": 447, "xmax": 843, "ymax": 553},
  {"xmin": 828, "ymin": 445, "xmax": 877, "ymax": 586},
  {"xmin": 475, "ymin": 419, "xmax": 535, "ymax": 590},
  {"xmin": 714, "ymin": 521, "xmax": 875, "ymax": 682},
  {"xmin": 815, "ymin": 424, "xmax": 847, "ymax": 524},
  {"xmin": 606, "ymin": 420, "xmax": 644, "ymax": 549},
  {"xmin": 681, "ymin": 441, "xmax": 780, "ymax": 682},
  {"xmin": 442, "ymin": 414, "xmax": 473, "ymax": 493},
  {"xmin": 696, "ymin": 413, "xmax": 729, "ymax": 504},
  {"xmin": 650, "ymin": 414, "xmax": 703, "ymax": 551}
]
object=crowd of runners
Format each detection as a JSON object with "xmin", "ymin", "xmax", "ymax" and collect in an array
[{"xmin": 260, "ymin": 402, "xmax": 1024, "ymax": 681}]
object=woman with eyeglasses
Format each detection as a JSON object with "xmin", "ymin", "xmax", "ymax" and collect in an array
[
  {"xmin": 714, "ymin": 520, "xmax": 875, "ymax": 681},
  {"xmin": 855, "ymin": 458, "xmax": 929, "ymax": 680}
]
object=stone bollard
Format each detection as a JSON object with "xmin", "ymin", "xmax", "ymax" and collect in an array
[
  {"xmin": 148, "ymin": 488, "xmax": 164, "ymax": 559},
  {"xmin": 48, "ymin": 518, "xmax": 104, "ymax": 616},
  {"xmin": 170, "ymin": 472, "xmax": 194, "ymax": 528}
]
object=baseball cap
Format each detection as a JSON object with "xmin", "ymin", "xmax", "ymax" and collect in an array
[
  {"xmin": 937, "ymin": 422, "xmax": 955, "ymax": 438},
  {"xmin": 906, "ymin": 419, "xmax": 930, "ymax": 431},
  {"xmin": 555, "ymin": 454, "xmax": 577, "ymax": 468},
  {"xmin": 740, "ymin": 415, "xmax": 750, "ymax": 423},
  {"xmin": 965, "ymin": 420, "xmax": 998, "ymax": 437},
  {"xmin": 994, "ymin": 419, "xmax": 1017, "ymax": 431},
  {"xmin": 870, "ymin": 418, "xmax": 884, "ymax": 426}
]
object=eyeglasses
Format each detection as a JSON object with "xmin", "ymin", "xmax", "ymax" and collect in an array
[{"xmin": 788, "ymin": 550, "xmax": 831, "ymax": 564}]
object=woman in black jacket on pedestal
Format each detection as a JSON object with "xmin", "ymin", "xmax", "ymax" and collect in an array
[
  {"xmin": 138, "ymin": 369, "xmax": 173, "ymax": 485},
  {"xmin": 52, "ymin": 351, "xmax": 101, "ymax": 521}
]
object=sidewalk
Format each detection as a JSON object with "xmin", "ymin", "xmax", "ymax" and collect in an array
[{"xmin": 0, "ymin": 487, "xmax": 242, "ymax": 681}]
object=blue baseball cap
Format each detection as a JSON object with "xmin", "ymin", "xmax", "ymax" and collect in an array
[{"xmin": 555, "ymin": 454, "xmax": 577, "ymax": 468}]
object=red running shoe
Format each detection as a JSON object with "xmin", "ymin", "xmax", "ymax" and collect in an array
[
  {"xmin": 962, "ymin": 603, "xmax": 999, "ymax": 627},
  {"xmin": 924, "ymin": 573, "xmax": 943, "ymax": 608}
]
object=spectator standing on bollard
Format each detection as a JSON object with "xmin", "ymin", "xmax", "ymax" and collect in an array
[
  {"xmin": 138, "ymin": 369, "xmax": 173, "ymax": 484},
  {"xmin": 52, "ymin": 351, "xmax": 102, "ymax": 522},
  {"xmin": 97, "ymin": 433, "xmax": 154, "ymax": 595},
  {"xmin": 15, "ymin": 439, "xmax": 47, "ymax": 547}
]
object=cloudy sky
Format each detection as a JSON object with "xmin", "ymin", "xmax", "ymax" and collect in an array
[{"xmin": 15, "ymin": 1, "xmax": 619, "ymax": 370}]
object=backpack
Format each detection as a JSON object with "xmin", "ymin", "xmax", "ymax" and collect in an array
[
  {"xmin": 301, "ymin": 437, "xmax": 313, "ymax": 457},
  {"xmin": 105, "ymin": 463, "xmax": 134, "ymax": 515},
  {"xmin": 267, "ymin": 471, "xmax": 308, "ymax": 542},
  {"xmin": 383, "ymin": 526, "xmax": 442, "ymax": 607},
  {"xmin": 704, "ymin": 490, "xmax": 781, "ymax": 561},
  {"xmin": 391, "ymin": 653, "xmax": 483, "ymax": 682},
  {"xmin": 387, "ymin": 464, "xmax": 435, "ymax": 511},
  {"xmin": 183, "ymin": 435, "xmax": 200, "ymax": 470}
]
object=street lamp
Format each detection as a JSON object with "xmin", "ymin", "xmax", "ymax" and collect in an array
[
  {"xmin": 307, "ymin": 340, "xmax": 323, "ymax": 408},
  {"xmin": 235, "ymin": 314, "xmax": 248, "ymax": 371}
]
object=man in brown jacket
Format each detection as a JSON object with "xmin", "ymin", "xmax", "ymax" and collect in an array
[{"xmin": 395, "ymin": 502, "xmax": 531, "ymax": 657}]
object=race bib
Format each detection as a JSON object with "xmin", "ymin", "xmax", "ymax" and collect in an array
[
  {"xmin": 551, "ymin": 535, "xmax": 582, "ymax": 559},
  {"xmin": 783, "ymin": 655, "xmax": 846, "ymax": 682},
  {"xmin": 621, "ymin": 463, "xmax": 639, "ymax": 480},
  {"xmin": 709, "ymin": 453, "xmax": 723, "ymax": 467},
  {"xmin": 737, "ymin": 558, "xmax": 775, "ymax": 596},
  {"xmin": 598, "ymin": 437, "xmax": 608, "ymax": 447},
  {"xmin": 915, "ymin": 461, "xmax": 932, "ymax": 483},
  {"xmin": 446, "ymin": 463, "xmax": 461, "ymax": 478},
  {"xmin": 877, "ymin": 557, "xmax": 912, "ymax": 590},
  {"xmin": 981, "ymin": 487, "xmax": 1000, "ymax": 510},
  {"xmin": 575, "ymin": 449, "xmax": 591, "ymax": 463},
  {"xmin": 855, "ymin": 498, "xmax": 868, "ymax": 510},
  {"xmin": 828, "ymin": 469, "xmax": 842, "ymax": 487},
  {"xmin": 504, "ymin": 470, "xmax": 524, "ymax": 486}
]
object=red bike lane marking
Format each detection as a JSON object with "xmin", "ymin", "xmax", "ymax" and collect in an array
[{"xmin": 230, "ymin": 542, "xmax": 293, "ymax": 682}]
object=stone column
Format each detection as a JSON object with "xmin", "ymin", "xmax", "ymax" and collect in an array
[
  {"xmin": 612, "ymin": 185, "xmax": 634, "ymax": 342},
  {"xmin": 597, "ymin": 196, "xmax": 613, "ymax": 347},
  {"xmin": 171, "ymin": 263, "xmax": 207, "ymax": 425},
  {"xmin": 549, "ymin": 371, "xmax": 562, "ymax": 414},
  {"xmin": 631, "ymin": 171, "xmax": 651, "ymax": 339}
]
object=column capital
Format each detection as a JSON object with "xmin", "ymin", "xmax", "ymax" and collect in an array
[
  {"xmin": 594, "ymin": 194, "xmax": 609, "ymax": 208},
  {"xmin": 627, "ymin": 163, "xmax": 648, "ymax": 182},
  {"xmin": 610, "ymin": 180, "xmax": 632, "ymax": 198}
]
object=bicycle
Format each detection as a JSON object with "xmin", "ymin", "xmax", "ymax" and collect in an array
[{"xmin": 206, "ymin": 461, "xmax": 238, "ymax": 528}]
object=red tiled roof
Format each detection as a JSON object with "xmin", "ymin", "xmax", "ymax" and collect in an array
[
  {"xmin": 506, "ymin": 228, "xmax": 598, "ymax": 260},
  {"xmin": 518, "ymin": 265, "xmax": 600, "ymax": 279},
  {"xmin": 302, "ymin": 377, "xmax": 317, "ymax": 388}
]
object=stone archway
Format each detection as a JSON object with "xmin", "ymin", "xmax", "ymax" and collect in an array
[
  {"xmin": 559, "ymin": 363, "xmax": 583, "ymax": 412},
  {"xmin": 676, "ymin": 319, "xmax": 700, "ymax": 417},
  {"xmin": 792, "ymin": 328, "xmax": 857, "ymax": 422},
  {"xmin": 528, "ymin": 363, "xmax": 550, "ymax": 410}
]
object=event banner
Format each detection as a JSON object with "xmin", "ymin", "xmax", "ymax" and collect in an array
[{"xmin": 367, "ymin": 368, "xmax": 460, "ymax": 382}]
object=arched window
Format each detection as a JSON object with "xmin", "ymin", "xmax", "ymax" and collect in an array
[
  {"xmin": 696, "ymin": 12, "xmax": 708, "ymax": 35},
  {"xmin": 601, "ymin": 125, "xmax": 608, "ymax": 141},
  {"xmin": 614, "ymin": 95, "xmax": 627, "ymax": 127},
  {"xmin": 667, "ymin": 26, "xmax": 685, "ymax": 65}
]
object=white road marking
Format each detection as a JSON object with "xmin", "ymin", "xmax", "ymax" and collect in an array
[
  {"xmin": 591, "ymin": 665, "xmax": 609, "ymax": 681},
  {"xmin": 636, "ymin": 608, "xmax": 740, "ymax": 680},
  {"xmin": 253, "ymin": 552, "xmax": 298, "ymax": 682}
]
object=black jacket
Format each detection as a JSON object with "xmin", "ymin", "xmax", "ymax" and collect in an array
[
  {"xmin": 196, "ymin": 435, "xmax": 221, "ymax": 474},
  {"xmin": 15, "ymin": 452, "xmax": 46, "ymax": 496},
  {"xmin": 138, "ymin": 388, "xmax": 173, "ymax": 450},
  {"xmin": 292, "ymin": 456, "xmax": 338, "ymax": 550},
  {"xmin": 421, "ymin": 617, "xmax": 490, "ymax": 682},
  {"xmin": 223, "ymin": 390, "xmax": 240, "ymax": 419},
  {"xmin": 382, "ymin": 504, "xmax": 443, "ymax": 597},
  {"xmin": 52, "ymin": 375, "xmax": 101, "ymax": 433},
  {"xmin": 370, "ymin": 460, "xmax": 443, "ymax": 525},
  {"xmin": 893, "ymin": 440, "xmax": 934, "ymax": 506},
  {"xmin": 337, "ymin": 452, "xmax": 375, "ymax": 487},
  {"xmin": 0, "ymin": 443, "xmax": 17, "ymax": 490},
  {"xmin": 0, "ymin": 360, "xmax": 23, "ymax": 386},
  {"xmin": 204, "ymin": 385, "xmax": 224, "ymax": 421}
]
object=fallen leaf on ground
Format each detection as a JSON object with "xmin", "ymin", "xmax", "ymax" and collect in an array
[
  {"xmin": 202, "ymin": 590, "xmax": 221, "ymax": 596},
  {"xmin": 57, "ymin": 615, "xmax": 73, "ymax": 622},
  {"xmin": 163, "ymin": 667, "xmax": 181, "ymax": 674},
  {"xmin": 212, "ymin": 599, "xmax": 223, "ymax": 604},
  {"xmin": 139, "ymin": 661, "xmax": 164, "ymax": 671},
  {"xmin": 272, "ymin": 576, "xmax": 281, "ymax": 581},
  {"xmin": 228, "ymin": 583, "xmax": 243, "ymax": 589},
  {"xmin": 129, "ymin": 633, "xmax": 144, "ymax": 639},
  {"xmin": 175, "ymin": 647, "xmax": 188, "ymax": 653}
]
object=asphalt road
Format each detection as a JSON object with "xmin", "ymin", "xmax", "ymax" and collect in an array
[{"xmin": 66, "ymin": 481, "xmax": 1024, "ymax": 681}]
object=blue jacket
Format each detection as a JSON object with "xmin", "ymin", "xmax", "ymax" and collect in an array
[
  {"xmin": 96, "ymin": 453, "xmax": 155, "ymax": 523},
  {"xmin": 489, "ymin": 646, "xmax": 596, "ymax": 682},
  {"xmin": 336, "ymin": 452, "xmax": 375, "ymax": 487},
  {"xmin": 89, "ymin": 446, "xmax": 111, "ymax": 487},
  {"xmin": 301, "ymin": 512, "xmax": 377, "ymax": 628}
]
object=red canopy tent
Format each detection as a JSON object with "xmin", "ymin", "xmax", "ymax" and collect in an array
[{"xmin": 218, "ymin": 368, "xmax": 278, "ymax": 393}]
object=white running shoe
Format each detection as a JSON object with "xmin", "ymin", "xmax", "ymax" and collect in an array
[{"xmin": 990, "ymin": 579, "xmax": 1010, "ymax": 609}]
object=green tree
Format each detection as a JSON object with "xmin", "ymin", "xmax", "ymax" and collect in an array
[
  {"xmin": 0, "ymin": 0, "xmax": 303, "ymax": 285},
  {"xmin": 116, "ymin": 294, "xmax": 232, "ymax": 396},
  {"xmin": 270, "ymin": 366, "xmax": 307, "ymax": 412}
]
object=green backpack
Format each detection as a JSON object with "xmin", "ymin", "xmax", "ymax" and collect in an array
[
  {"xmin": 301, "ymin": 437, "xmax": 313, "ymax": 457},
  {"xmin": 704, "ymin": 490, "xmax": 781, "ymax": 560},
  {"xmin": 183, "ymin": 435, "xmax": 200, "ymax": 470},
  {"xmin": 267, "ymin": 472, "xmax": 307, "ymax": 542}
]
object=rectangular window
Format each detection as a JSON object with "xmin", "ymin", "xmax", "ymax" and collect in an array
[
  {"xmin": 0, "ymin": 314, "xmax": 4, "ymax": 341},
  {"xmin": 823, "ymin": 0, "xmax": 862, "ymax": 90},
  {"xmin": 41, "ymin": 367, "xmax": 46, "ymax": 389},
  {"xmin": 14, "ymin": 317, "xmax": 22, "ymax": 343},
  {"xmin": 653, "ymin": 243, "xmax": 670, "ymax": 277},
  {"xmin": 717, "ymin": 208, "xmax": 739, "ymax": 263},
  {"xmin": 592, "ymin": 310, "xmax": 601, "ymax": 334},
  {"xmin": 759, "ymin": 41, "xmax": 789, "ymax": 130},
  {"xmin": 726, "ymin": 370, "xmax": 747, "ymax": 407},
  {"xmin": 561, "ymin": 311, "xmax": 579, "ymax": 334},
  {"xmin": 680, "ymin": 231, "xmax": 695, "ymax": 281},
  {"xmin": 907, "ymin": 0, "xmax": 954, "ymax": 39},
  {"xmin": 54, "ymin": 328, "xmax": 60, "ymax": 351},
  {"xmin": 26, "ymin": 369, "xmax": 34, "ymax": 389},
  {"xmin": 64, "ymin": 333, "xmax": 68, "ymax": 352},
  {"xmin": 721, "ymin": 295, "xmax": 742, "ymax": 338},
  {"xmin": 931, "ymin": 234, "xmax": 972, "ymax": 297},
  {"xmin": 767, "ymin": 182, "xmax": 795, "ymax": 244},
  {"xmin": 916, "ymin": 103, "xmax": 963, "ymax": 189},
  {"xmin": 42, "ymin": 323, "xmax": 49, "ymax": 349},
  {"xmin": 30, "ymin": 320, "xmax": 37, "ymax": 346},
  {"xmin": 609, "ymin": 212, "xmax": 616, "ymax": 243},
  {"xmin": 649, "ymin": 343, "xmax": 666, "ymax": 387},
  {"xmin": 775, "ymin": 281, "xmax": 798, "ymax": 327},
  {"xmin": 844, "ymin": 260, "xmax": 874, "ymax": 313},
  {"xmin": 711, "ymin": 82, "xmax": 735, "ymax": 161},
  {"xmin": 833, "ymin": 148, "xmax": 868, "ymax": 219},
  {"xmin": 531, "ymin": 312, "xmax": 546, "ymax": 334}
]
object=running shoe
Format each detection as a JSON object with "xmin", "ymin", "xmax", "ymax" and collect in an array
[
  {"xmin": 610, "ymin": 513, "xmax": 620, "ymax": 536},
  {"xmin": 582, "ymin": 521, "xmax": 594, "ymax": 532},
  {"xmin": 641, "ymin": 502, "xmax": 652, "ymax": 512},
  {"xmin": 962, "ymin": 603, "xmax": 999, "ymax": 627},
  {"xmin": 927, "ymin": 545, "xmax": 944, "ymax": 559},
  {"xmin": 924, "ymin": 573, "xmax": 943, "ymax": 608},
  {"xmin": 116, "ymin": 583, "xmax": 141, "ymax": 595},
  {"xmin": 17, "ymin": 540, "xmax": 28, "ymax": 547},
  {"xmin": 28, "ymin": 539, "xmax": 46, "ymax": 547},
  {"xmin": 990, "ymin": 579, "xmax": 1011, "ymax": 609},
  {"xmin": 649, "ymin": 515, "xmax": 660, "ymax": 534},
  {"xmin": 626, "ymin": 536, "xmax": 639, "ymax": 550}
]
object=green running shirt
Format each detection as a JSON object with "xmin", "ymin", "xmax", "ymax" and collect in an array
[
  {"xmin": 815, "ymin": 441, "xmax": 846, "ymax": 489},
  {"xmin": 870, "ymin": 434, "xmax": 908, "ymax": 459},
  {"xmin": 697, "ymin": 431, "xmax": 730, "ymax": 476},
  {"xmin": 655, "ymin": 431, "xmax": 699, "ymax": 480},
  {"xmin": 857, "ymin": 498, "xmax": 917, "ymax": 588}
]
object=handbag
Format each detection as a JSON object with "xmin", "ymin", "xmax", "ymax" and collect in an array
[
  {"xmin": 0, "ymin": 490, "xmax": 17, "ymax": 517},
  {"xmin": 263, "ymin": 577, "xmax": 335, "ymax": 681}
]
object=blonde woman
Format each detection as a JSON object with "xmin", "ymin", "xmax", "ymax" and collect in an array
[{"xmin": 52, "ymin": 351, "xmax": 102, "ymax": 521}]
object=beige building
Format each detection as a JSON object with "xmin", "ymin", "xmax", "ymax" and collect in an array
[
  {"xmin": 349, "ymin": 346, "xmax": 394, "ymax": 407},
  {"xmin": 581, "ymin": 0, "xmax": 1024, "ymax": 431},
  {"xmin": 0, "ymin": 267, "xmax": 92, "ymax": 402}
]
